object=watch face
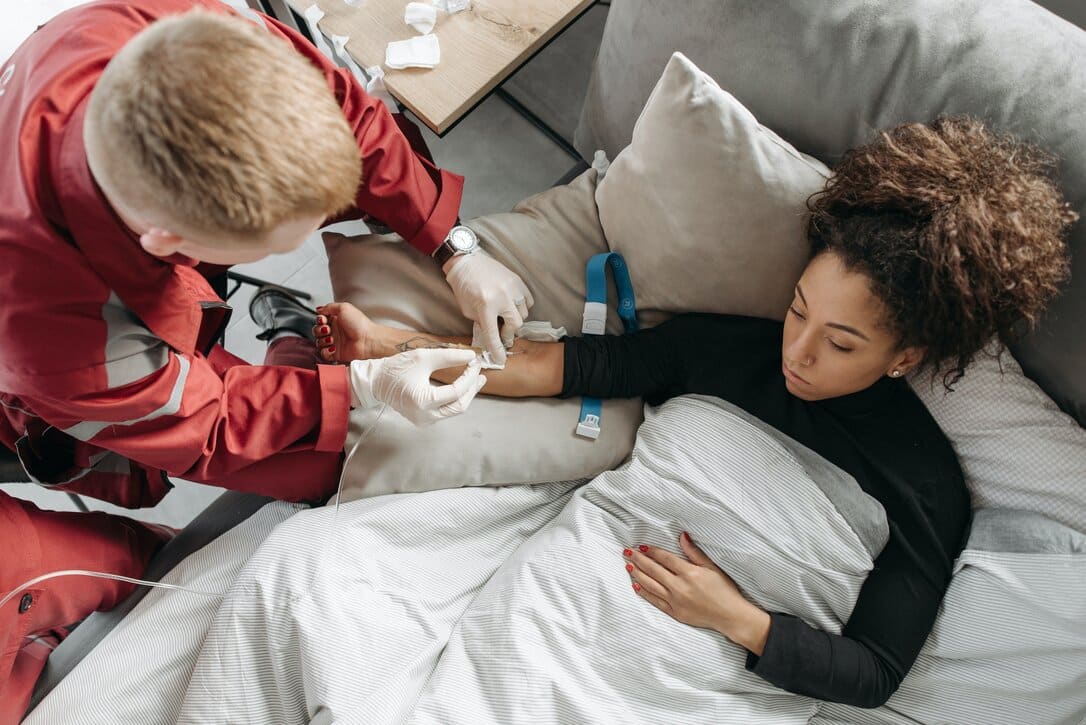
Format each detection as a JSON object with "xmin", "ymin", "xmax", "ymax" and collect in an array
[{"xmin": 449, "ymin": 227, "xmax": 477, "ymax": 252}]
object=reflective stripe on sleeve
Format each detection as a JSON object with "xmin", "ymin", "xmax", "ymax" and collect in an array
[{"xmin": 63, "ymin": 354, "xmax": 191, "ymax": 442}]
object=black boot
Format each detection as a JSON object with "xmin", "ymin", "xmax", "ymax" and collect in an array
[{"xmin": 249, "ymin": 286, "xmax": 318, "ymax": 343}]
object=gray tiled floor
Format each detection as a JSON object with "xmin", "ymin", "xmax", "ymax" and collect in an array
[{"xmin": 2, "ymin": 8, "xmax": 603, "ymax": 528}]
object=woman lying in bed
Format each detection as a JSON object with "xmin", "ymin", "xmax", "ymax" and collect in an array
[{"xmin": 312, "ymin": 118, "xmax": 1074, "ymax": 708}]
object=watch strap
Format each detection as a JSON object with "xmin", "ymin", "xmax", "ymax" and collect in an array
[{"xmin": 433, "ymin": 238, "xmax": 457, "ymax": 266}]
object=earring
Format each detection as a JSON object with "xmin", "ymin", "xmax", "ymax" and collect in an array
[{"xmin": 891, "ymin": 370, "xmax": 902, "ymax": 378}]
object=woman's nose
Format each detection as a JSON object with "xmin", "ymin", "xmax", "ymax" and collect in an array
[{"xmin": 786, "ymin": 332, "xmax": 816, "ymax": 367}]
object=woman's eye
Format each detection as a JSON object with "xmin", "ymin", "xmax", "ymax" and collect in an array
[
  {"xmin": 828, "ymin": 339, "xmax": 853, "ymax": 353},
  {"xmin": 789, "ymin": 306, "xmax": 805, "ymax": 320}
]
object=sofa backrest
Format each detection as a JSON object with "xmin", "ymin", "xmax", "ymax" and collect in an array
[{"xmin": 575, "ymin": 0, "xmax": 1086, "ymax": 426}]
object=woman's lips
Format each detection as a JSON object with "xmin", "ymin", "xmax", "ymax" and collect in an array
[{"xmin": 782, "ymin": 363, "xmax": 809, "ymax": 384}]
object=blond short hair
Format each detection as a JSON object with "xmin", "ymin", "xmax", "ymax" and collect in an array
[{"xmin": 87, "ymin": 10, "xmax": 361, "ymax": 239}]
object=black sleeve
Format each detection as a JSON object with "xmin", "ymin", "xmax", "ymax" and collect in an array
[
  {"xmin": 559, "ymin": 313, "xmax": 781, "ymax": 406},
  {"xmin": 746, "ymin": 477, "xmax": 971, "ymax": 708},
  {"xmin": 745, "ymin": 540, "xmax": 935, "ymax": 707},
  {"xmin": 560, "ymin": 319, "xmax": 687, "ymax": 403}
]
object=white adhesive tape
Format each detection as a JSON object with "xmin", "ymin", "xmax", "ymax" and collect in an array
[
  {"xmin": 328, "ymin": 34, "xmax": 398, "ymax": 112},
  {"xmin": 303, "ymin": 4, "xmax": 335, "ymax": 60}
]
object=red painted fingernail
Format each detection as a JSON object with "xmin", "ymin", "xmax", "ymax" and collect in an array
[
  {"xmin": 632, "ymin": 582, "xmax": 641, "ymax": 592},
  {"xmin": 638, "ymin": 545, "xmax": 649, "ymax": 553},
  {"xmin": 623, "ymin": 548, "xmax": 633, "ymax": 557},
  {"xmin": 328, "ymin": 346, "xmax": 336, "ymax": 354},
  {"xmin": 625, "ymin": 563, "xmax": 634, "ymax": 573},
  {"xmin": 320, "ymin": 325, "xmax": 330, "ymax": 335},
  {"xmin": 683, "ymin": 531, "xmax": 691, "ymax": 541}
]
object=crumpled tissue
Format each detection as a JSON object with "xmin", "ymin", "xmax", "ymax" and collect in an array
[{"xmin": 404, "ymin": 2, "xmax": 438, "ymax": 34}]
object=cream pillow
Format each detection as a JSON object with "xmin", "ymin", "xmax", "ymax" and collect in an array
[
  {"xmin": 595, "ymin": 52, "xmax": 831, "ymax": 325},
  {"xmin": 326, "ymin": 169, "xmax": 643, "ymax": 500}
]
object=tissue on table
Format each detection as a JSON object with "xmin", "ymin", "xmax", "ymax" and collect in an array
[
  {"xmin": 404, "ymin": 2, "xmax": 437, "ymax": 34},
  {"xmin": 385, "ymin": 34, "xmax": 440, "ymax": 69}
]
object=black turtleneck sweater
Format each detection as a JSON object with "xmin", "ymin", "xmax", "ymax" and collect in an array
[{"xmin": 560, "ymin": 313, "xmax": 971, "ymax": 708}]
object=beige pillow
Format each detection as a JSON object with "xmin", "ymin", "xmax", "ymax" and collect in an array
[
  {"xmin": 596, "ymin": 52, "xmax": 831, "ymax": 326},
  {"xmin": 326, "ymin": 169, "xmax": 643, "ymax": 500},
  {"xmin": 327, "ymin": 54, "xmax": 833, "ymax": 500}
]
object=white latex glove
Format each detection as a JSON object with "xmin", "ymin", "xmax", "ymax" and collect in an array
[
  {"xmin": 444, "ymin": 251, "xmax": 534, "ymax": 366},
  {"xmin": 349, "ymin": 349, "xmax": 486, "ymax": 426}
]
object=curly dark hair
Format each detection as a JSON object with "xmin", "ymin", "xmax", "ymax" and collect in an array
[{"xmin": 807, "ymin": 116, "xmax": 1077, "ymax": 389}]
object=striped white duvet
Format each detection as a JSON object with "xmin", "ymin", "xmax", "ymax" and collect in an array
[{"xmin": 177, "ymin": 395, "xmax": 888, "ymax": 724}]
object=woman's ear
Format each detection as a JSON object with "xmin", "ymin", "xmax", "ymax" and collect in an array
[
  {"xmin": 888, "ymin": 346, "xmax": 924, "ymax": 377},
  {"xmin": 139, "ymin": 228, "xmax": 184, "ymax": 257}
]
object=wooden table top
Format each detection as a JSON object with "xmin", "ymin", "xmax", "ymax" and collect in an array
[{"xmin": 287, "ymin": 0, "xmax": 594, "ymax": 134}]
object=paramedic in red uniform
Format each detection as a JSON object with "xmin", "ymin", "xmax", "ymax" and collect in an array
[{"xmin": 0, "ymin": 0, "xmax": 532, "ymax": 715}]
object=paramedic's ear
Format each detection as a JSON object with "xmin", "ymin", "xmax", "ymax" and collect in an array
[{"xmin": 139, "ymin": 227, "xmax": 184, "ymax": 257}]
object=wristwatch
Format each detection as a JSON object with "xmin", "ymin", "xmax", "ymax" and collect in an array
[{"xmin": 433, "ymin": 225, "xmax": 479, "ymax": 266}]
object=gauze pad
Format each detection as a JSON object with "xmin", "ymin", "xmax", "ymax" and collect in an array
[
  {"xmin": 517, "ymin": 321, "xmax": 568, "ymax": 342},
  {"xmin": 385, "ymin": 34, "xmax": 441, "ymax": 69}
]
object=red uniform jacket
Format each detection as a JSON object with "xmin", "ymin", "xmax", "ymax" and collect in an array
[{"xmin": 0, "ymin": 0, "xmax": 464, "ymax": 505}]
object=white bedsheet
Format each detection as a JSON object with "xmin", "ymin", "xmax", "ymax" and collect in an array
[
  {"xmin": 180, "ymin": 481, "xmax": 581, "ymax": 723},
  {"xmin": 29, "ymin": 398, "xmax": 1082, "ymax": 725},
  {"xmin": 25, "ymin": 500, "xmax": 304, "ymax": 725},
  {"xmin": 178, "ymin": 396, "xmax": 887, "ymax": 724}
]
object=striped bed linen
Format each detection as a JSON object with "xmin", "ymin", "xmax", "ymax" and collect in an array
[
  {"xmin": 30, "ymin": 396, "xmax": 1081, "ymax": 723},
  {"xmin": 813, "ymin": 509, "xmax": 1086, "ymax": 725},
  {"xmin": 177, "ymin": 395, "xmax": 887, "ymax": 724},
  {"xmin": 24, "ymin": 500, "xmax": 306, "ymax": 724}
]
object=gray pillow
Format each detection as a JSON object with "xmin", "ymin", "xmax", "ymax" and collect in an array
[
  {"xmin": 909, "ymin": 347, "xmax": 1086, "ymax": 535},
  {"xmin": 577, "ymin": 0, "xmax": 1086, "ymax": 426},
  {"xmin": 966, "ymin": 508, "xmax": 1086, "ymax": 555}
]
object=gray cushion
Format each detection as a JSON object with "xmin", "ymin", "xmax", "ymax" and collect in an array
[
  {"xmin": 966, "ymin": 508, "xmax": 1086, "ymax": 554},
  {"xmin": 909, "ymin": 346, "xmax": 1086, "ymax": 534},
  {"xmin": 576, "ymin": 0, "xmax": 1086, "ymax": 425}
]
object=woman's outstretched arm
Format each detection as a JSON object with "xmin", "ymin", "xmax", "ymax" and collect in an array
[
  {"xmin": 314, "ymin": 304, "xmax": 754, "ymax": 404},
  {"xmin": 313, "ymin": 302, "xmax": 564, "ymax": 397}
]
